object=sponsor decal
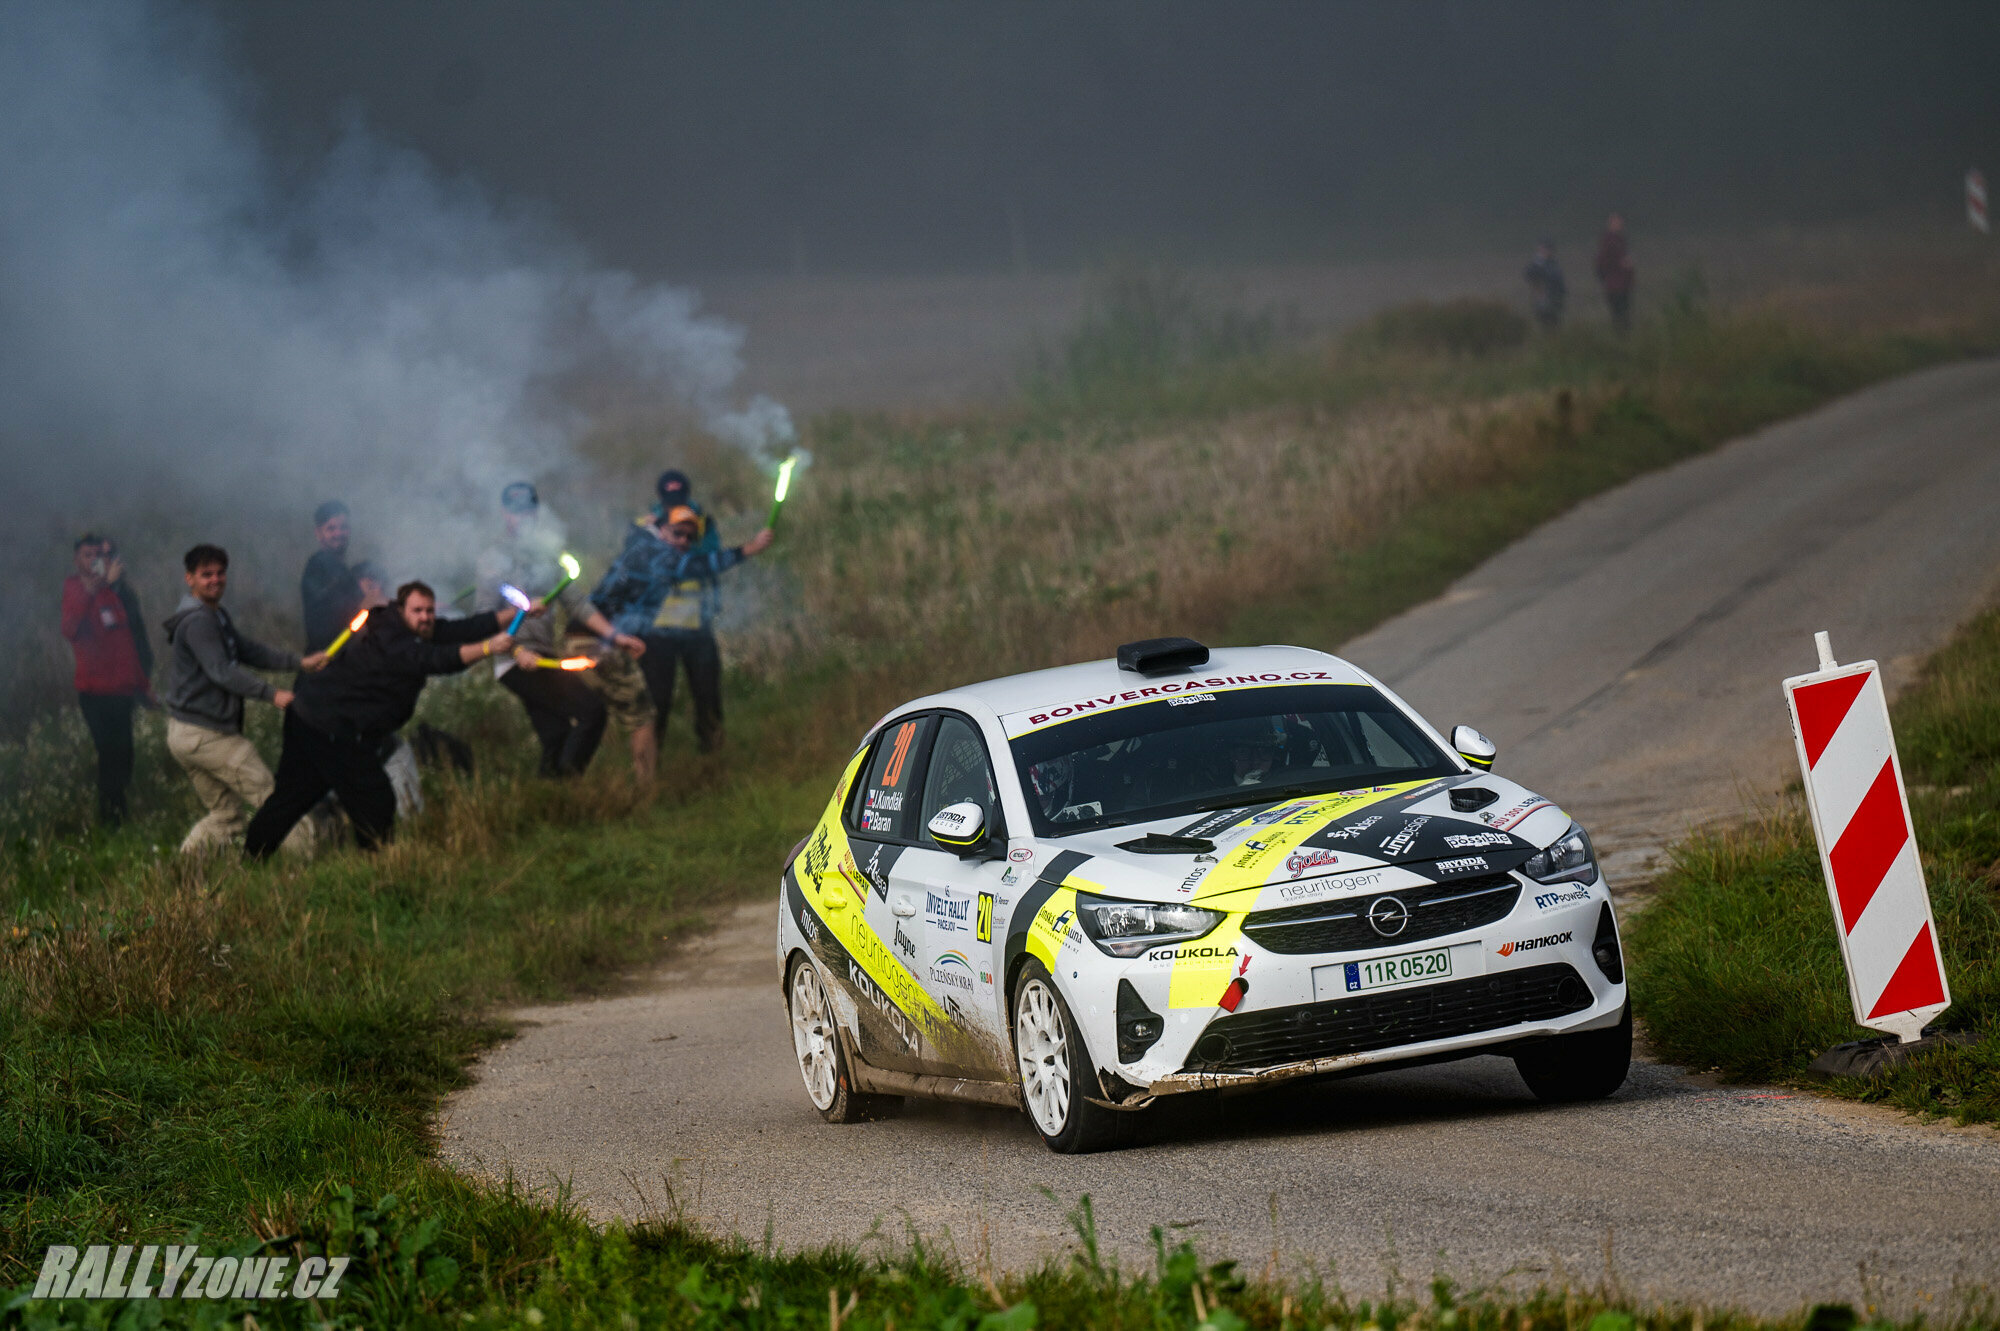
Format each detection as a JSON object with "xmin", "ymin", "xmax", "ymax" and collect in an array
[
  {"xmin": 980, "ymin": 969, "xmax": 993, "ymax": 985},
  {"xmin": 1167, "ymin": 692, "xmax": 1217, "ymax": 706},
  {"xmin": 32, "ymin": 1245, "xmax": 349, "ymax": 1302},
  {"xmin": 975, "ymin": 892, "xmax": 994, "ymax": 942},
  {"xmin": 1177, "ymin": 867, "xmax": 1209, "ymax": 895},
  {"xmin": 1284, "ymin": 847, "xmax": 1340, "ymax": 878},
  {"xmin": 1496, "ymin": 929, "xmax": 1574, "ymax": 957},
  {"xmin": 1230, "ymin": 838, "xmax": 1274, "ymax": 870},
  {"xmin": 861, "ymin": 843, "xmax": 894, "ymax": 898},
  {"xmin": 1533, "ymin": 885, "xmax": 1591, "ymax": 911},
  {"xmin": 802, "ymin": 826, "xmax": 832, "ymax": 882},
  {"xmin": 1376, "ymin": 816, "xmax": 1430, "ymax": 858},
  {"xmin": 798, "ymin": 905, "xmax": 821, "ymax": 945},
  {"xmin": 926, "ymin": 889, "xmax": 973, "ymax": 932},
  {"xmin": 848, "ymin": 957, "xmax": 924, "ymax": 1053},
  {"xmin": 1400, "ymin": 779, "xmax": 1453, "ymax": 802},
  {"xmin": 1275, "ymin": 869, "xmax": 1385, "ymax": 901},
  {"xmin": 1316, "ymin": 813, "xmax": 1384, "ymax": 843},
  {"xmin": 1177, "ymin": 808, "xmax": 1253, "ymax": 839},
  {"xmin": 1018, "ymin": 670, "xmax": 1341, "ymax": 727},
  {"xmin": 932, "ymin": 808, "xmax": 970, "ymax": 830},
  {"xmin": 1479, "ymin": 794, "xmax": 1554, "ymax": 832},
  {"xmin": 1008, "ymin": 846, "xmax": 1035, "ymax": 863},
  {"xmin": 893, "ymin": 920, "xmax": 917, "ymax": 960},
  {"xmin": 836, "ymin": 850, "xmax": 872, "ymax": 901},
  {"xmin": 1000, "ymin": 865, "xmax": 1020, "ymax": 886},
  {"xmin": 929, "ymin": 950, "xmax": 976, "ymax": 992},
  {"xmin": 1147, "ymin": 943, "xmax": 1241, "ymax": 961},
  {"xmin": 1444, "ymin": 831, "xmax": 1513, "ymax": 850},
  {"xmin": 1251, "ymin": 799, "xmax": 1322, "ymax": 826},
  {"xmin": 1434, "ymin": 855, "xmax": 1488, "ymax": 874},
  {"xmin": 865, "ymin": 789, "xmax": 905, "ymax": 812}
]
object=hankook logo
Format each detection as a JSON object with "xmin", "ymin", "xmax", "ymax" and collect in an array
[{"xmin": 1366, "ymin": 895, "xmax": 1410, "ymax": 937}]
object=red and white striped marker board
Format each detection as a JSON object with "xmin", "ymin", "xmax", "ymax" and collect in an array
[
  {"xmin": 1783, "ymin": 632, "xmax": 1950, "ymax": 1043},
  {"xmin": 1969, "ymin": 168, "xmax": 1990, "ymax": 235}
]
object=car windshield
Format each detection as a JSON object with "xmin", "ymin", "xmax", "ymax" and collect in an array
[{"xmin": 1008, "ymin": 684, "xmax": 1458, "ymax": 837}]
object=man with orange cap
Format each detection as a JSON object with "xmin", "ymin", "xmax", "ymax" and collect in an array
[{"xmin": 589, "ymin": 502, "xmax": 771, "ymax": 756}]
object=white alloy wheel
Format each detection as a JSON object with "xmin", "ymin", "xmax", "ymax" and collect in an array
[
  {"xmin": 789, "ymin": 960, "xmax": 840, "ymax": 1111},
  {"xmin": 1015, "ymin": 975, "xmax": 1073, "ymax": 1136}
]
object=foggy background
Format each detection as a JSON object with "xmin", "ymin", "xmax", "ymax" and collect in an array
[
  {"xmin": 4, "ymin": 0, "xmax": 1998, "ymax": 731},
  {"xmin": 223, "ymin": 2, "xmax": 2000, "ymax": 274}
]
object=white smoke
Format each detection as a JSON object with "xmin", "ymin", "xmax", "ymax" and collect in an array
[{"xmin": 0, "ymin": 0, "xmax": 793, "ymax": 587}]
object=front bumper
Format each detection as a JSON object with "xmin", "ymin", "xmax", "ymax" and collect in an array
[{"xmin": 1068, "ymin": 879, "xmax": 1624, "ymax": 1099}]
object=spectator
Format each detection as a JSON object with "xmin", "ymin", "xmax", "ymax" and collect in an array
[
  {"xmin": 301, "ymin": 500, "xmax": 362, "ymax": 652},
  {"xmin": 161, "ymin": 544, "xmax": 326, "ymax": 854},
  {"xmin": 1594, "ymin": 213, "xmax": 1636, "ymax": 334},
  {"xmin": 1524, "ymin": 239, "xmax": 1567, "ymax": 330},
  {"xmin": 590, "ymin": 506, "xmax": 773, "ymax": 755},
  {"xmin": 60, "ymin": 533, "xmax": 153, "ymax": 826},
  {"xmin": 475, "ymin": 481, "xmax": 645, "ymax": 778},
  {"xmin": 244, "ymin": 581, "xmax": 514, "ymax": 857}
]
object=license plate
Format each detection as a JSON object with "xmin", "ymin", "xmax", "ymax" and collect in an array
[{"xmin": 1342, "ymin": 946, "xmax": 1452, "ymax": 992}]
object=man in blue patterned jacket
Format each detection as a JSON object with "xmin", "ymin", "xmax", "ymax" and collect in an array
[{"xmin": 590, "ymin": 505, "xmax": 772, "ymax": 755}]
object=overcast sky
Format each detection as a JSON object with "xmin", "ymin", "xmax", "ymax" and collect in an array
[{"xmin": 212, "ymin": 2, "xmax": 2000, "ymax": 277}]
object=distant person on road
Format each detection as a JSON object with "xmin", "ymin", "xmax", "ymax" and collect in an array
[
  {"xmin": 1594, "ymin": 213, "xmax": 1636, "ymax": 334},
  {"xmin": 244, "ymin": 581, "xmax": 516, "ymax": 858},
  {"xmin": 1524, "ymin": 239, "xmax": 1567, "ymax": 330},
  {"xmin": 301, "ymin": 500, "xmax": 363, "ymax": 653},
  {"xmin": 475, "ymin": 481, "xmax": 646, "ymax": 778},
  {"xmin": 162, "ymin": 544, "xmax": 327, "ymax": 855},
  {"xmin": 591, "ymin": 505, "xmax": 773, "ymax": 756},
  {"xmin": 60, "ymin": 533, "xmax": 154, "ymax": 827}
]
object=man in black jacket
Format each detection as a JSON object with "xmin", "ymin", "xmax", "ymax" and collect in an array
[{"xmin": 244, "ymin": 580, "xmax": 514, "ymax": 858}]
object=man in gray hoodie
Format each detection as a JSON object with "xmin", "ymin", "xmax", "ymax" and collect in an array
[{"xmin": 163, "ymin": 543, "xmax": 327, "ymax": 854}]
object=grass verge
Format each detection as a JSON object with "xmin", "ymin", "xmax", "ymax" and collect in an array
[
  {"xmin": 1629, "ymin": 607, "xmax": 2000, "ymax": 1122},
  {"xmin": 6, "ymin": 289, "xmax": 2000, "ymax": 1325}
]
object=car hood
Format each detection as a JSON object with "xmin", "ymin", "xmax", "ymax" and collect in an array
[{"xmin": 1016, "ymin": 772, "xmax": 1572, "ymax": 909}]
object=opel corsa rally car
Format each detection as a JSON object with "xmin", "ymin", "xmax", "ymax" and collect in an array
[{"xmin": 776, "ymin": 637, "xmax": 1630, "ymax": 1153}]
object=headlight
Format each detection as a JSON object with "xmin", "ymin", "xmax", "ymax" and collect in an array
[
  {"xmin": 1075, "ymin": 893, "xmax": 1224, "ymax": 959},
  {"xmin": 1522, "ymin": 823, "xmax": 1597, "ymax": 885}
]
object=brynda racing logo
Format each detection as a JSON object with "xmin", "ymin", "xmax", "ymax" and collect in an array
[
  {"xmin": 1023, "ymin": 672, "xmax": 1336, "ymax": 726},
  {"xmin": 1496, "ymin": 930, "xmax": 1573, "ymax": 957},
  {"xmin": 1284, "ymin": 848, "xmax": 1339, "ymax": 878}
]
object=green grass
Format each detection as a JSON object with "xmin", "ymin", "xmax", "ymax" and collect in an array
[
  {"xmin": 6, "ymin": 292, "xmax": 2000, "ymax": 1326},
  {"xmin": 1629, "ymin": 607, "xmax": 2000, "ymax": 1122}
]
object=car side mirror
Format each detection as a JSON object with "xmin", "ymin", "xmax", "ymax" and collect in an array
[
  {"xmin": 1451, "ymin": 724, "xmax": 1497, "ymax": 771},
  {"xmin": 928, "ymin": 801, "xmax": 989, "ymax": 856}
]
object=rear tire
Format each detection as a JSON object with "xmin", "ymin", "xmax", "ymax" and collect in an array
[
  {"xmin": 1514, "ymin": 1002, "xmax": 1632, "ymax": 1102},
  {"xmin": 1012, "ymin": 960, "xmax": 1132, "ymax": 1153},
  {"xmin": 787, "ymin": 955, "xmax": 901, "ymax": 1123}
]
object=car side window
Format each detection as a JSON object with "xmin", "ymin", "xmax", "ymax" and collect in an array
[
  {"xmin": 921, "ymin": 715, "xmax": 1001, "ymax": 846},
  {"xmin": 848, "ymin": 715, "xmax": 934, "ymax": 841}
]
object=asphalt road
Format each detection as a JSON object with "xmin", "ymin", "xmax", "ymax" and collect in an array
[{"xmin": 441, "ymin": 360, "xmax": 2000, "ymax": 1313}]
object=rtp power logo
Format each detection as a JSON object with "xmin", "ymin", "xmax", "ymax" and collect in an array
[{"xmin": 31, "ymin": 1245, "xmax": 348, "ymax": 1302}]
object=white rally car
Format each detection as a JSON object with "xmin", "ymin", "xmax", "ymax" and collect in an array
[{"xmin": 776, "ymin": 638, "xmax": 1629, "ymax": 1153}]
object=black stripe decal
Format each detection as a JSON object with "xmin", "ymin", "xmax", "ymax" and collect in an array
[{"xmin": 1002, "ymin": 849, "xmax": 1093, "ymax": 984}]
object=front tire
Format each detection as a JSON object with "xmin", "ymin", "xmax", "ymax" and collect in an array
[
  {"xmin": 1012, "ymin": 960, "xmax": 1130, "ymax": 1153},
  {"xmin": 787, "ymin": 955, "xmax": 900, "ymax": 1123},
  {"xmin": 1514, "ymin": 1002, "xmax": 1632, "ymax": 1102}
]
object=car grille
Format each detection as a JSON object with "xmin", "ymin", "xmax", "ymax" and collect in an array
[
  {"xmin": 1242, "ymin": 874, "xmax": 1520, "ymax": 954},
  {"xmin": 1183, "ymin": 962, "xmax": 1593, "ymax": 1072}
]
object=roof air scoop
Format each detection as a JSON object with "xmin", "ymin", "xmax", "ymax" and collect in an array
[{"xmin": 1116, "ymin": 636, "xmax": 1209, "ymax": 677}]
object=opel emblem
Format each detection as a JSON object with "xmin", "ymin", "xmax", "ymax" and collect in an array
[{"xmin": 1366, "ymin": 895, "xmax": 1410, "ymax": 938}]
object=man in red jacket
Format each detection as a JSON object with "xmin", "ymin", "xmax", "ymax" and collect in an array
[{"xmin": 61, "ymin": 534, "xmax": 154, "ymax": 826}]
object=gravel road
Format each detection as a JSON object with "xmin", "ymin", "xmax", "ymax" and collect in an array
[{"xmin": 442, "ymin": 360, "xmax": 2000, "ymax": 1314}]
